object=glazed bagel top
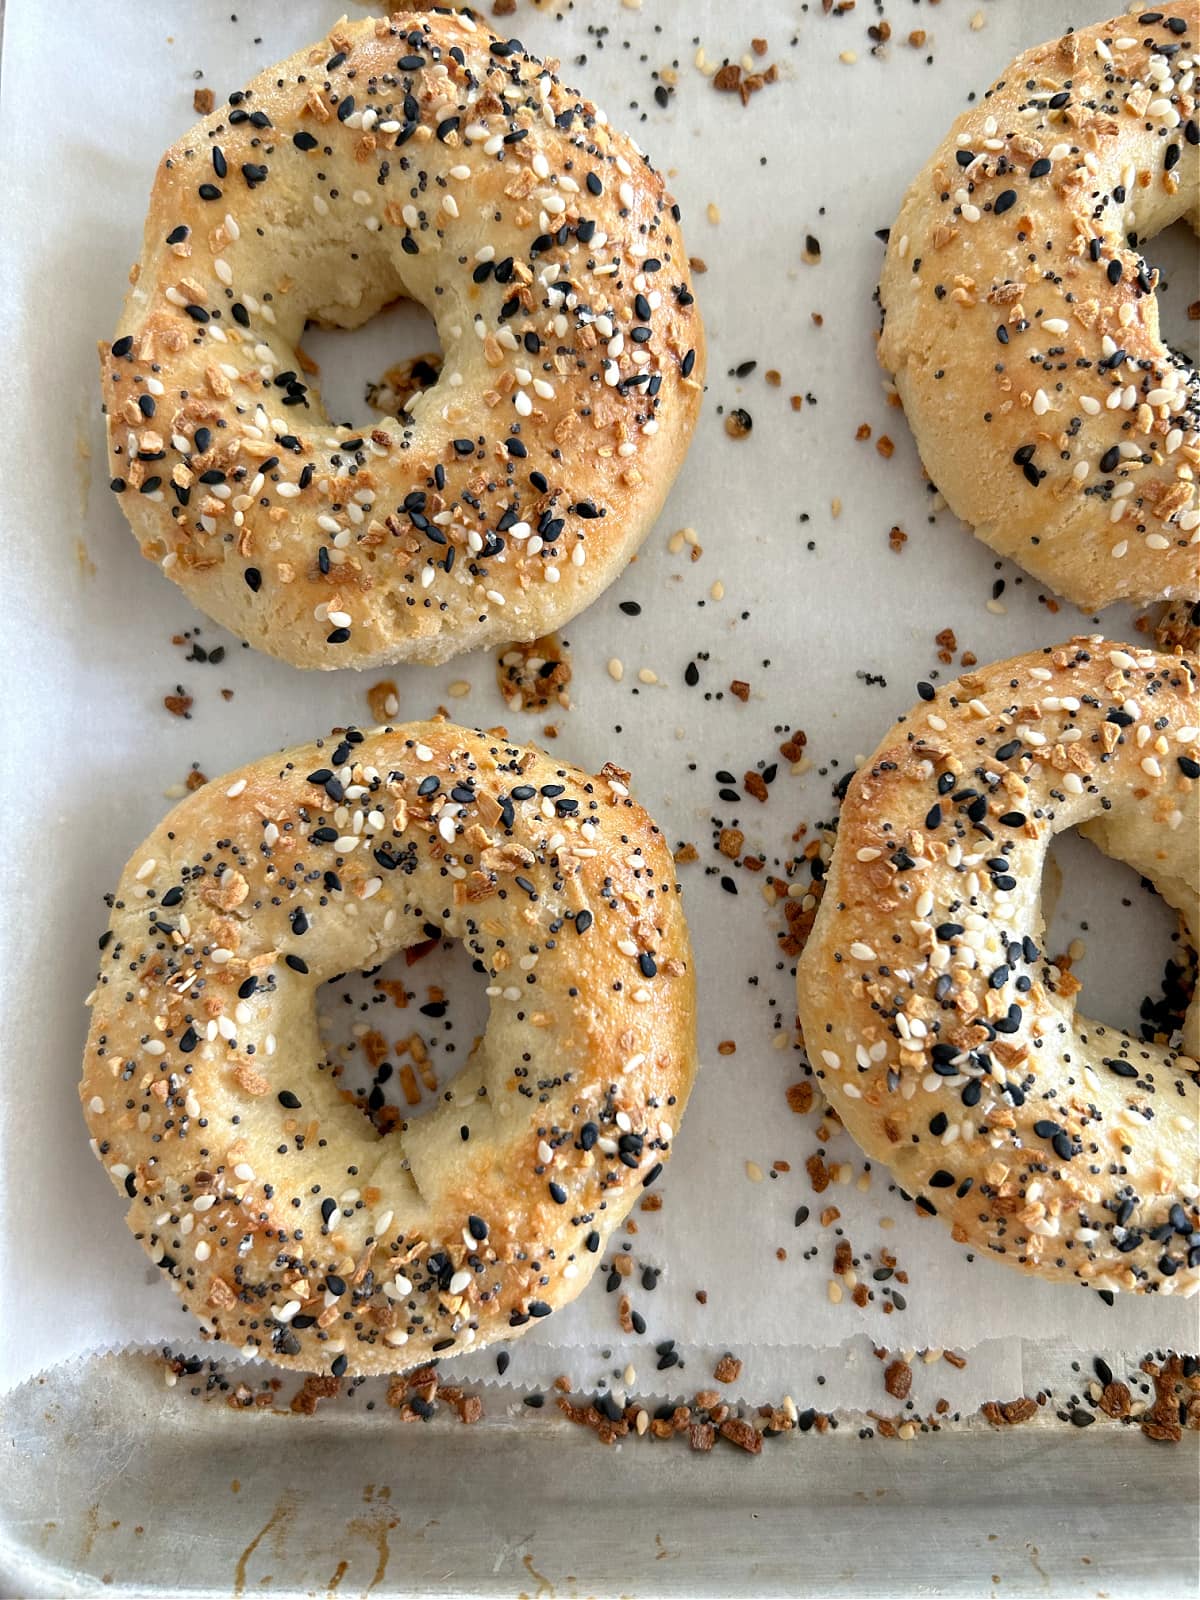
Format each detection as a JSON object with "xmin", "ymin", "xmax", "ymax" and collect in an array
[
  {"xmin": 797, "ymin": 639, "xmax": 1199, "ymax": 1295},
  {"xmin": 879, "ymin": 2, "xmax": 1199, "ymax": 611},
  {"xmin": 101, "ymin": 10, "xmax": 704, "ymax": 669},
  {"xmin": 81, "ymin": 722, "xmax": 695, "ymax": 1375}
]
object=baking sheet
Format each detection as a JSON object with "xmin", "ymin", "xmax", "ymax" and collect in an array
[
  {"xmin": 1, "ymin": 0, "xmax": 1196, "ymax": 1411},
  {"xmin": 5, "ymin": 1353, "xmax": 1196, "ymax": 1600}
]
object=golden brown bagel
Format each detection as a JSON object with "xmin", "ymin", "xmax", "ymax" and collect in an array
[
  {"xmin": 81, "ymin": 722, "xmax": 695, "ymax": 1375},
  {"xmin": 797, "ymin": 639, "xmax": 1199, "ymax": 1295},
  {"xmin": 101, "ymin": 11, "xmax": 704, "ymax": 669},
  {"xmin": 879, "ymin": 3, "xmax": 1199, "ymax": 611}
]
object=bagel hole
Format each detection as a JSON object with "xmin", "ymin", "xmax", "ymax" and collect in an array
[
  {"xmin": 1150, "ymin": 218, "xmax": 1200, "ymax": 364},
  {"xmin": 315, "ymin": 934, "xmax": 490, "ymax": 1132},
  {"xmin": 301, "ymin": 299, "xmax": 442, "ymax": 428},
  {"xmin": 1043, "ymin": 831, "xmax": 1195, "ymax": 1045}
]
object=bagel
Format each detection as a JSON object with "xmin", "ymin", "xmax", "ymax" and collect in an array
[
  {"xmin": 878, "ymin": 2, "xmax": 1199, "ymax": 612},
  {"xmin": 100, "ymin": 10, "xmax": 704, "ymax": 669},
  {"xmin": 81, "ymin": 722, "xmax": 695, "ymax": 1375},
  {"xmin": 796, "ymin": 639, "xmax": 1200, "ymax": 1295}
]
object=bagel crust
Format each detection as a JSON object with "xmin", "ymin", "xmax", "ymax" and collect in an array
[
  {"xmin": 81, "ymin": 723, "xmax": 695, "ymax": 1375},
  {"xmin": 879, "ymin": 2, "xmax": 1199, "ymax": 611},
  {"xmin": 101, "ymin": 11, "xmax": 704, "ymax": 669},
  {"xmin": 797, "ymin": 640, "xmax": 1200, "ymax": 1295}
]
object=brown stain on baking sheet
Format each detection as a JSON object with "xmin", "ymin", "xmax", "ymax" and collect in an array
[
  {"xmin": 232, "ymin": 1495, "xmax": 293, "ymax": 1597},
  {"xmin": 326, "ymin": 1558, "xmax": 349, "ymax": 1593},
  {"xmin": 79, "ymin": 1502, "xmax": 100, "ymax": 1561},
  {"xmin": 522, "ymin": 1551, "xmax": 556, "ymax": 1598},
  {"xmin": 346, "ymin": 1512, "xmax": 396, "ymax": 1594},
  {"xmin": 1026, "ymin": 1541, "xmax": 1051, "ymax": 1589}
]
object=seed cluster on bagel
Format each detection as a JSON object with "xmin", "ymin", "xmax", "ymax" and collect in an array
[
  {"xmin": 101, "ymin": 9, "xmax": 704, "ymax": 669},
  {"xmin": 879, "ymin": 2, "xmax": 1200, "ymax": 611},
  {"xmin": 797, "ymin": 639, "xmax": 1200, "ymax": 1295},
  {"xmin": 81, "ymin": 722, "xmax": 695, "ymax": 1375}
]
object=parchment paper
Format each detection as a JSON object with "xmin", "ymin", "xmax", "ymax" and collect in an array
[{"xmin": 1, "ymin": 0, "xmax": 1196, "ymax": 1406}]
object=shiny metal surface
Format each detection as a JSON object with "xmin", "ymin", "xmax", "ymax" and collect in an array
[{"xmin": 2, "ymin": 1354, "xmax": 1197, "ymax": 1598}]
